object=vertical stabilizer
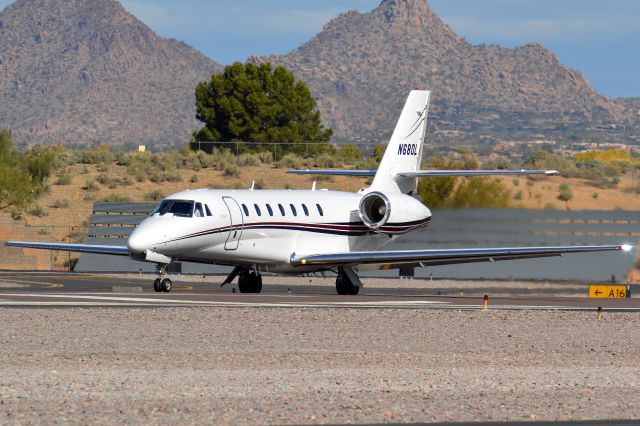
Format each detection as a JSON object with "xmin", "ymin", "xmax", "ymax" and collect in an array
[{"xmin": 370, "ymin": 90, "xmax": 431, "ymax": 194}]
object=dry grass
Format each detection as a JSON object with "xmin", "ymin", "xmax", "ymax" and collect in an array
[{"xmin": 500, "ymin": 174, "xmax": 640, "ymax": 211}]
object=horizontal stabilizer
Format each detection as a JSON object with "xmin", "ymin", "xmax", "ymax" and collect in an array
[
  {"xmin": 287, "ymin": 170, "xmax": 376, "ymax": 176},
  {"xmin": 291, "ymin": 245, "xmax": 630, "ymax": 268},
  {"xmin": 288, "ymin": 169, "xmax": 557, "ymax": 178},
  {"xmin": 4, "ymin": 241, "xmax": 130, "ymax": 256},
  {"xmin": 397, "ymin": 169, "xmax": 558, "ymax": 177}
]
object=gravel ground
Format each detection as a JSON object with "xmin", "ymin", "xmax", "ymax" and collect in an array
[{"xmin": 1, "ymin": 308, "xmax": 639, "ymax": 424}]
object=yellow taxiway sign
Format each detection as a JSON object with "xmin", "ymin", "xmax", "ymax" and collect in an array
[{"xmin": 589, "ymin": 285, "xmax": 627, "ymax": 299}]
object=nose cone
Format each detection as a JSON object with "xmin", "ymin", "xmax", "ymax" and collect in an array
[
  {"xmin": 127, "ymin": 225, "xmax": 149, "ymax": 254},
  {"xmin": 423, "ymin": 205, "xmax": 432, "ymax": 221}
]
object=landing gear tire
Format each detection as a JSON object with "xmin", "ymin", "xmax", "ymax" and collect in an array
[
  {"xmin": 238, "ymin": 271, "xmax": 262, "ymax": 294},
  {"xmin": 153, "ymin": 278, "xmax": 162, "ymax": 293},
  {"xmin": 161, "ymin": 278, "xmax": 172, "ymax": 293},
  {"xmin": 335, "ymin": 269, "xmax": 359, "ymax": 295}
]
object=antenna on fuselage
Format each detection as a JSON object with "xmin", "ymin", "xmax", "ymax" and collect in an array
[
  {"xmin": 312, "ymin": 181, "xmax": 316, "ymax": 191},
  {"xmin": 250, "ymin": 181, "xmax": 255, "ymax": 190}
]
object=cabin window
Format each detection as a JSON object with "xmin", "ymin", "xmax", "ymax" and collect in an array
[
  {"xmin": 254, "ymin": 204, "xmax": 262, "ymax": 216},
  {"xmin": 242, "ymin": 204, "xmax": 249, "ymax": 216},
  {"xmin": 290, "ymin": 204, "xmax": 297, "ymax": 217},
  {"xmin": 266, "ymin": 204, "xmax": 274, "ymax": 216},
  {"xmin": 205, "ymin": 205, "xmax": 213, "ymax": 217},
  {"xmin": 194, "ymin": 202, "xmax": 205, "ymax": 217},
  {"xmin": 302, "ymin": 204, "xmax": 309, "ymax": 216},
  {"xmin": 316, "ymin": 204, "xmax": 324, "ymax": 216},
  {"xmin": 278, "ymin": 204, "xmax": 285, "ymax": 216}
]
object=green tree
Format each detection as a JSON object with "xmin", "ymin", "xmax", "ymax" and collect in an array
[
  {"xmin": 338, "ymin": 144, "xmax": 362, "ymax": 162},
  {"xmin": 193, "ymin": 62, "xmax": 332, "ymax": 155}
]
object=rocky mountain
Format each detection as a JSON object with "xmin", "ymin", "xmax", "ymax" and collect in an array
[
  {"xmin": 0, "ymin": 0, "xmax": 221, "ymax": 148},
  {"xmin": 259, "ymin": 0, "xmax": 638, "ymax": 148}
]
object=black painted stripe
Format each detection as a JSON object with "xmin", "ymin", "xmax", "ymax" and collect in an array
[{"xmin": 165, "ymin": 218, "xmax": 431, "ymax": 243}]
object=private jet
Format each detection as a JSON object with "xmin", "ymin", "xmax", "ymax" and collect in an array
[{"xmin": 5, "ymin": 91, "xmax": 631, "ymax": 294}]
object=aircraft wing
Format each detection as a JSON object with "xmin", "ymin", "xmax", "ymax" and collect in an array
[
  {"xmin": 290, "ymin": 245, "xmax": 630, "ymax": 268},
  {"xmin": 4, "ymin": 241, "xmax": 130, "ymax": 256}
]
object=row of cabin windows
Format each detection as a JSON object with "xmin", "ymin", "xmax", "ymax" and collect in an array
[{"xmin": 242, "ymin": 203, "xmax": 324, "ymax": 218}]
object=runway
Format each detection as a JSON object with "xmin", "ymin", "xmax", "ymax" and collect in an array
[{"xmin": 0, "ymin": 271, "xmax": 637, "ymax": 311}]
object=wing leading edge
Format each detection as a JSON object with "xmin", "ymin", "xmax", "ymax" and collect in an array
[
  {"xmin": 4, "ymin": 241, "xmax": 130, "ymax": 256},
  {"xmin": 291, "ymin": 245, "xmax": 631, "ymax": 268}
]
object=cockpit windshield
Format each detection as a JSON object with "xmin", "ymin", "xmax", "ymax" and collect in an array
[{"xmin": 150, "ymin": 200, "xmax": 194, "ymax": 217}]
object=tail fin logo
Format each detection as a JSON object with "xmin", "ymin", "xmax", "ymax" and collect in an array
[{"xmin": 403, "ymin": 105, "xmax": 429, "ymax": 140}]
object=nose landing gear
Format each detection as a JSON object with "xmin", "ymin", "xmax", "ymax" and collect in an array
[{"xmin": 153, "ymin": 264, "xmax": 172, "ymax": 293}]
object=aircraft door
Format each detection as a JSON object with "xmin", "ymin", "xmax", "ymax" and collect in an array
[{"xmin": 222, "ymin": 197, "xmax": 244, "ymax": 250}]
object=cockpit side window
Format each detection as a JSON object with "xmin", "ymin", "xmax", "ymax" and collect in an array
[
  {"xmin": 205, "ymin": 205, "xmax": 213, "ymax": 217},
  {"xmin": 242, "ymin": 204, "xmax": 249, "ymax": 216},
  {"xmin": 194, "ymin": 202, "xmax": 205, "ymax": 217},
  {"xmin": 154, "ymin": 200, "xmax": 194, "ymax": 217},
  {"xmin": 150, "ymin": 200, "xmax": 172, "ymax": 216},
  {"xmin": 316, "ymin": 204, "xmax": 324, "ymax": 216}
]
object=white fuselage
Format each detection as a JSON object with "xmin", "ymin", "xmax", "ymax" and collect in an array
[{"xmin": 127, "ymin": 188, "xmax": 431, "ymax": 273}]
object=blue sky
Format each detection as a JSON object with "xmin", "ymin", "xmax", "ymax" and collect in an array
[{"xmin": 1, "ymin": 0, "xmax": 638, "ymax": 97}]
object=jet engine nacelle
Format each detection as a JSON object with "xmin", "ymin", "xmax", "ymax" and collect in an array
[{"xmin": 358, "ymin": 191, "xmax": 431, "ymax": 233}]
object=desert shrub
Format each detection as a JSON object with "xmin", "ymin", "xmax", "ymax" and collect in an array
[
  {"xmin": 279, "ymin": 153, "xmax": 304, "ymax": 169},
  {"xmin": 353, "ymin": 157, "xmax": 378, "ymax": 170},
  {"xmin": 144, "ymin": 190, "xmax": 165, "ymax": 202},
  {"xmin": 558, "ymin": 183, "xmax": 573, "ymax": 202},
  {"xmin": 96, "ymin": 162, "xmax": 110, "ymax": 173},
  {"xmin": 211, "ymin": 149, "xmax": 237, "ymax": 170},
  {"xmin": 446, "ymin": 177, "xmax": 510, "ymax": 209},
  {"xmin": 523, "ymin": 150, "xmax": 576, "ymax": 177},
  {"xmin": 102, "ymin": 193, "xmax": 131, "ymax": 202},
  {"xmin": 223, "ymin": 164, "xmax": 241, "ymax": 177},
  {"xmin": 77, "ymin": 146, "xmax": 114, "ymax": 164},
  {"xmin": 29, "ymin": 205, "xmax": 48, "ymax": 217},
  {"xmin": 312, "ymin": 175, "xmax": 334, "ymax": 183},
  {"xmin": 257, "ymin": 151, "xmax": 273, "ymax": 164},
  {"xmin": 514, "ymin": 190, "xmax": 523, "ymax": 200},
  {"xmin": 51, "ymin": 199, "xmax": 70, "ymax": 209},
  {"xmin": 482, "ymin": 158, "xmax": 513, "ymax": 170},
  {"xmin": 238, "ymin": 153, "xmax": 261, "ymax": 167},
  {"xmin": 55, "ymin": 172, "xmax": 72, "ymax": 185},
  {"xmin": 544, "ymin": 202, "xmax": 557, "ymax": 210},
  {"xmin": 84, "ymin": 179, "xmax": 99, "ymax": 191},
  {"xmin": 338, "ymin": 144, "xmax": 362, "ymax": 162},
  {"xmin": 253, "ymin": 179, "xmax": 265, "ymax": 189},
  {"xmin": 592, "ymin": 192, "xmax": 599, "ymax": 199},
  {"xmin": 190, "ymin": 174, "xmax": 199, "ymax": 183},
  {"xmin": 313, "ymin": 152, "xmax": 341, "ymax": 168},
  {"xmin": 512, "ymin": 178, "xmax": 520, "ymax": 186}
]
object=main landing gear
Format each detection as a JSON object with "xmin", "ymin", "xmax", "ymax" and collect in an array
[
  {"xmin": 153, "ymin": 264, "xmax": 172, "ymax": 293},
  {"xmin": 335, "ymin": 266, "xmax": 361, "ymax": 295},
  {"xmin": 238, "ymin": 270, "xmax": 262, "ymax": 294}
]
